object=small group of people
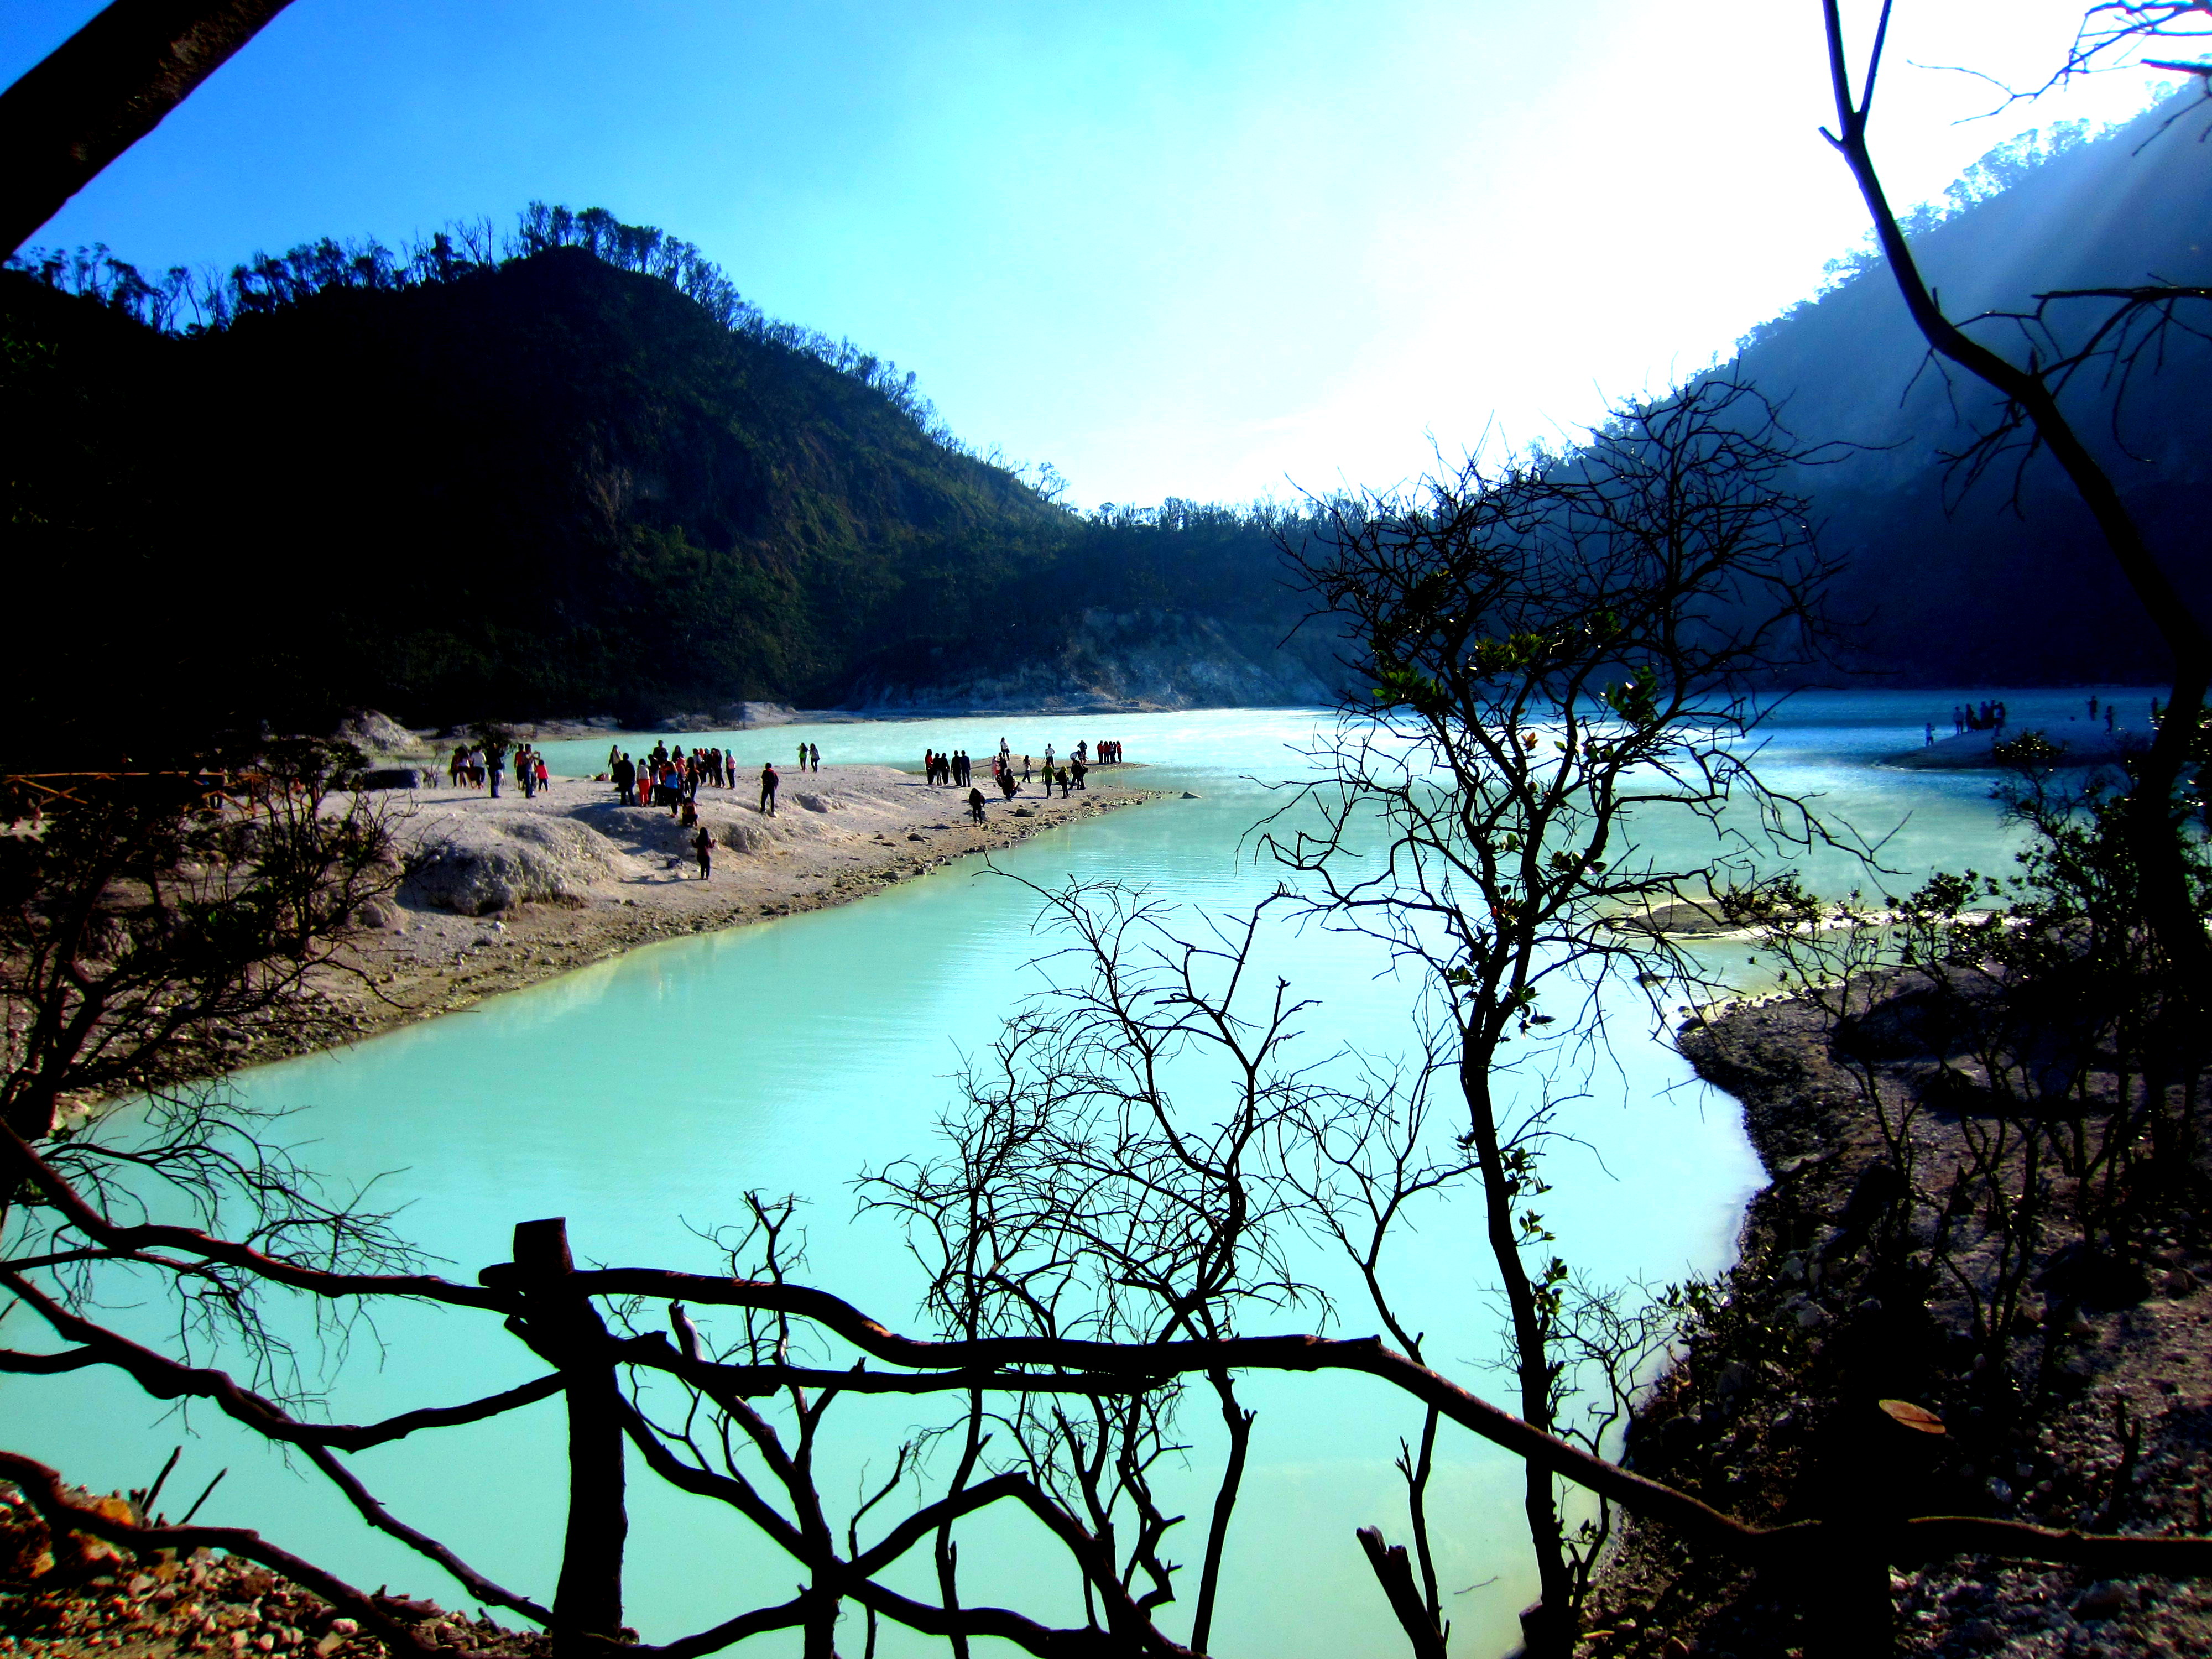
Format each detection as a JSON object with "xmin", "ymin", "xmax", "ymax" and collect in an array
[
  {"xmin": 924, "ymin": 749, "xmax": 971, "ymax": 786},
  {"xmin": 1026, "ymin": 754, "xmax": 1084, "ymax": 798},
  {"xmin": 1952, "ymin": 700, "xmax": 2009, "ymax": 736},
  {"xmin": 512, "ymin": 743, "xmax": 551, "ymax": 797},
  {"xmin": 446, "ymin": 742, "xmax": 549, "ymax": 798},
  {"xmin": 927, "ymin": 737, "xmax": 1124, "ymax": 798},
  {"xmin": 795, "ymin": 742, "xmax": 820, "ymax": 772},
  {"xmin": 447, "ymin": 744, "xmax": 489, "ymax": 789},
  {"xmin": 608, "ymin": 741, "xmax": 739, "ymax": 811}
]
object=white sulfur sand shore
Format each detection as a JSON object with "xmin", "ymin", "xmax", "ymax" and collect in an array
[{"xmin": 284, "ymin": 764, "xmax": 1163, "ymax": 1056}]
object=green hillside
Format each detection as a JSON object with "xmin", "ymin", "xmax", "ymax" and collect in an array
[
  {"xmin": 1, "ymin": 210, "xmax": 1326, "ymax": 765},
  {"xmin": 16, "ymin": 102, "xmax": 2200, "ymax": 775}
]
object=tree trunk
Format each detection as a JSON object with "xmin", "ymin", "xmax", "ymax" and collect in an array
[
  {"xmin": 1190, "ymin": 1369, "xmax": 1254, "ymax": 1656},
  {"xmin": 1460, "ymin": 1048, "xmax": 1573, "ymax": 1654},
  {"xmin": 1820, "ymin": 0, "xmax": 2212, "ymax": 1006},
  {"xmin": 512, "ymin": 1218, "xmax": 627, "ymax": 1655},
  {"xmin": 0, "ymin": 0, "xmax": 298, "ymax": 257}
]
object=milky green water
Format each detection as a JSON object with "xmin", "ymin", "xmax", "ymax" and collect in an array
[{"xmin": 3, "ymin": 691, "xmax": 2134, "ymax": 1657}]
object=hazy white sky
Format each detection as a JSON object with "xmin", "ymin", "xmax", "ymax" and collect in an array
[{"xmin": 1, "ymin": 2, "xmax": 2176, "ymax": 507}]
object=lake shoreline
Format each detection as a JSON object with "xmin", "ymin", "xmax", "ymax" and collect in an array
[
  {"xmin": 167, "ymin": 767, "xmax": 1166, "ymax": 1089},
  {"xmin": 1583, "ymin": 982, "xmax": 2212, "ymax": 1656}
]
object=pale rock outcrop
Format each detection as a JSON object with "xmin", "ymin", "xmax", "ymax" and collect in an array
[
  {"xmin": 333, "ymin": 709, "xmax": 424, "ymax": 755},
  {"xmin": 399, "ymin": 813, "xmax": 635, "ymax": 915}
]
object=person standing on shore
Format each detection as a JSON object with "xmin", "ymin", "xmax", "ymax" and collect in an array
[
  {"xmin": 613, "ymin": 753, "xmax": 635, "ymax": 805},
  {"xmin": 693, "ymin": 824, "xmax": 713, "ymax": 879},
  {"xmin": 967, "ymin": 785, "xmax": 987, "ymax": 825},
  {"xmin": 759, "ymin": 761, "xmax": 780, "ymax": 816},
  {"xmin": 487, "ymin": 747, "xmax": 505, "ymax": 798},
  {"xmin": 809, "ymin": 742, "xmax": 820, "ymax": 772}
]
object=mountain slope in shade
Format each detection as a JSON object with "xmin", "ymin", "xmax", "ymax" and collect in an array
[
  {"xmin": 1724, "ymin": 102, "xmax": 2212, "ymax": 684},
  {"xmin": 1, "ymin": 249, "xmax": 1319, "ymax": 763}
]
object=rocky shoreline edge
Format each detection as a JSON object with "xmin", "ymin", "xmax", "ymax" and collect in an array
[{"xmin": 1580, "ymin": 980, "xmax": 2212, "ymax": 1658}]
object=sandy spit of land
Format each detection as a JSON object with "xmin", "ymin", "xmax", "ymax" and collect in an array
[
  {"xmin": 281, "ymin": 765, "xmax": 1165, "ymax": 1061},
  {"xmin": 1881, "ymin": 714, "xmax": 2156, "ymax": 771}
]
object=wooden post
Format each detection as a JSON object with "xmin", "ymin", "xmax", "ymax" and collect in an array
[{"xmin": 512, "ymin": 1218, "xmax": 627, "ymax": 1653}]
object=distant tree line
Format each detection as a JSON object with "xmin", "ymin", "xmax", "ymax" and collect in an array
[
  {"xmin": 8, "ymin": 201, "xmax": 969, "ymax": 456},
  {"xmin": 1733, "ymin": 111, "xmax": 2142, "ymax": 358}
]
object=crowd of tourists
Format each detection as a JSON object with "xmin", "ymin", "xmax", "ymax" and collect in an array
[
  {"xmin": 445, "ymin": 732, "xmax": 1128, "ymax": 817},
  {"xmin": 1923, "ymin": 695, "xmax": 2157, "ymax": 748},
  {"xmin": 432, "ymin": 730, "xmax": 1135, "ymax": 879},
  {"xmin": 445, "ymin": 742, "xmax": 550, "ymax": 797},
  {"xmin": 602, "ymin": 740, "xmax": 793, "ymax": 820},
  {"xmin": 923, "ymin": 737, "xmax": 1123, "ymax": 805}
]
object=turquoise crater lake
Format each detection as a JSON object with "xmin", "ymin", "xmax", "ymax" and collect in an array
[{"xmin": 3, "ymin": 691, "xmax": 2131, "ymax": 1657}]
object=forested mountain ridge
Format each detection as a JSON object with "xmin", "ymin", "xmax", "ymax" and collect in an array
[
  {"xmin": 9, "ymin": 100, "xmax": 2210, "ymax": 770},
  {"xmin": 1, "ymin": 231, "xmax": 1319, "ymax": 764},
  {"xmin": 2, "ymin": 244, "xmax": 1058, "ymax": 758}
]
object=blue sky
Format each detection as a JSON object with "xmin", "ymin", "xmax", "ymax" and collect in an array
[{"xmin": 1, "ymin": 1, "xmax": 2173, "ymax": 507}]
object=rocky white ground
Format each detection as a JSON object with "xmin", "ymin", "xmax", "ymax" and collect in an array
[{"xmin": 289, "ymin": 764, "xmax": 1161, "ymax": 1053}]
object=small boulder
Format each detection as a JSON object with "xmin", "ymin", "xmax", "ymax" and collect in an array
[{"xmin": 355, "ymin": 896, "xmax": 403, "ymax": 930}]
